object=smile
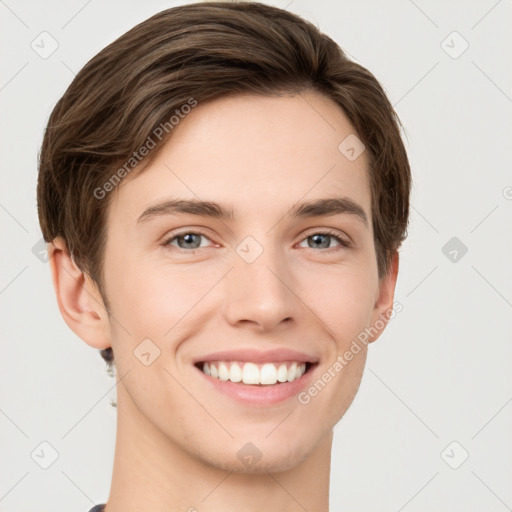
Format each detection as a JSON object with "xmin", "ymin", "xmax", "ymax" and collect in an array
[
  {"xmin": 197, "ymin": 360, "xmax": 310, "ymax": 385},
  {"xmin": 193, "ymin": 359, "xmax": 319, "ymax": 406}
]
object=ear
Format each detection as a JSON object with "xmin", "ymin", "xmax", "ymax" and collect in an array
[
  {"xmin": 367, "ymin": 251, "xmax": 399, "ymax": 344},
  {"xmin": 48, "ymin": 237, "xmax": 111, "ymax": 350}
]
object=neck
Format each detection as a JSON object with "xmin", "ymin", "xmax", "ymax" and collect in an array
[{"xmin": 104, "ymin": 383, "xmax": 333, "ymax": 512}]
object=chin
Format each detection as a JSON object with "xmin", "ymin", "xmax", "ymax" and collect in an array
[{"xmin": 197, "ymin": 436, "xmax": 317, "ymax": 475}]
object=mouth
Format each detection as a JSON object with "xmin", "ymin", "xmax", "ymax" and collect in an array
[
  {"xmin": 193, "ymin": 360, "xmax": 317, "ymax": 386},
  {"xmin": 193, "ymin": 359, "xmax": 319, "ymax": 406}
]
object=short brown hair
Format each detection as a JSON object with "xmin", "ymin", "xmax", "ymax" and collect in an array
[{"xmin": 37, "ymin": 1, "xmax": 411, "ymax": 372}]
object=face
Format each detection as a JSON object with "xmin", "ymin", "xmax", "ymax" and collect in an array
[{"xmin": 99, "ymin": 90, "xmax": 397, "ymax": 472}]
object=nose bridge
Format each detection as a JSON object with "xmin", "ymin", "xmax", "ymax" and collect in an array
[{"xmin": 222, "ymin": 232, "xmax": 299, "ymax": 328}]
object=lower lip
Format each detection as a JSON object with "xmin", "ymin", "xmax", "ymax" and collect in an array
[{"xmin": 195, "ymin": 363, "xmax": 318, "ymax": 406}]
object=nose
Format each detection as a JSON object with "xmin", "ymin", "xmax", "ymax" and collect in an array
[{"xmin": 221, "ymin": 239, "xmax": 301, "ymax": 332}]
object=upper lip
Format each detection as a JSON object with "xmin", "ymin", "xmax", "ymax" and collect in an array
[{"xmin": 194, "ymin": 348, "xmax": 320, "ymax": 364}]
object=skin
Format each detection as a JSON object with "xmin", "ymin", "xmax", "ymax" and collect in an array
[{"xmin": 49, "ymin": 90, "xmax": 399, "ymax": 512}]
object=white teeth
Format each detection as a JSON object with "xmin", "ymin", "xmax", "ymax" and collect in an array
[
  {"xmin": 229, "ymin": 362, "xmax": 242, "ymax": 383},
  {"xmin": 260, "ymin": 363, "xmax": 277, "ymax": 385},
  {"xmin": 277, "ymin": 364, "xmax": 288, "ymax": 382},
  {"xmin": 287, "ymin": 362, "xmax": 297, "ymax": 382},
  {"xmin": 218, "ymin": 362, "xmax": 230, "ymax": 381},
  {"xmin": 242, "ymin": 362, "xmax": 260, "ymax": 384},
  {"xmin": 200, "ymin": 361, "xmax": 308, "ymax": 385}
]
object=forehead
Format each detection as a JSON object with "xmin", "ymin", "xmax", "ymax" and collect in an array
[{"xmin": 108, "ymin": 91, "xmax": 371, "ymax": 225}]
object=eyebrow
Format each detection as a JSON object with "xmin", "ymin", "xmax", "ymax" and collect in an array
[{"xmin": 137, "ymin": 197, "xmax": 368, "ymax": 227}]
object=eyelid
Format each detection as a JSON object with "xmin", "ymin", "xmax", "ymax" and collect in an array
[
  {"xmin": 162, "ymin": 226, "xmax": 352, "ymax": 252},
  {"xmin": 301, "ymin": 227, "xmax": 351, "ymax": 243},
  {"xmin": 162, "ymin": 228, "xmax": 216, "ymax": 248},
  {"xmin": 298, "ymin": 228, "xmax": 352, "ymax": 249}
]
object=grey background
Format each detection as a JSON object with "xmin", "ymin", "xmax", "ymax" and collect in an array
[{"xmin": 1, "ymin": 0, "xmax": 511, "ymax": 511}]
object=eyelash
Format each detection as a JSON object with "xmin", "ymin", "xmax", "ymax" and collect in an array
[{"xmin": 162, "ymin": 229, "xmax": 351, "ymax": 254}]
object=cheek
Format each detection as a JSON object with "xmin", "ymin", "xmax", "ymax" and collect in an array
[
  {"xmin": 297, "ymin": 263, "xmax": 377, "ymax": 344},
  {"xmin": 330, "ymin": 347, "xmax": 368, "ymax": 422},
  {"xmin": 105, "ymin": 253, "xmax": 214, "ymax": 334},
  {"xmin": 293, "ymin": 345, "xmax": 368, "ymax": 443}
]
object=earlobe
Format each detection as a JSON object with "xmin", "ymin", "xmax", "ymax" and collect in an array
[
  {"xmin": 48, "ymin": 237, "xmax": 111, "ymax": 350},
  {"xmin": 368, "ymin": 252, "xmax": 399, "ymax": 343}
]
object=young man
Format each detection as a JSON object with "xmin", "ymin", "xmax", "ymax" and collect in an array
[{"xmin": 37, "ymin": 2, "xmax": 411, "ymax": 511}]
